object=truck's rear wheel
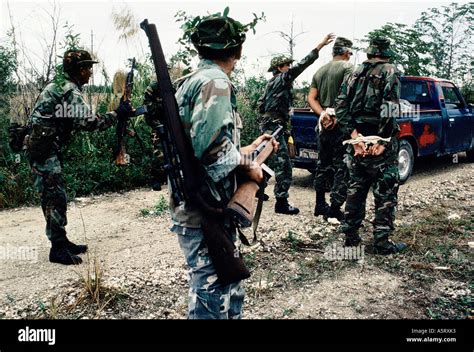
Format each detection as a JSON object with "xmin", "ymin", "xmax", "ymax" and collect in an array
[{"xmin": 398, "ymin": 140, "xmax": 414, "ymax": 184}]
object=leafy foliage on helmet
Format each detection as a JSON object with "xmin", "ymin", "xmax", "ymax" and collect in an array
[
  {"xmin": 189, "ymin": 16, "xmax": 246, "ymax": 50},
  {"xmin": 268, "ymin": 55, "xmax": 294, "ymax": 72},
  {"xmin": 174, "ymin": 7, "xmax": 265, "ymax": 73}
]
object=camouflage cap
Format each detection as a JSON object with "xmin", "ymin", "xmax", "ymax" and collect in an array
[
  {"xmin": 63, "ymin": 50, "xmax": 99, "ymax": 72},
  {"xmin": 190, "ymin": 15, "xmax": 246, "ymax": 50},
  {"xmin": 267, "ymin": 55, "xmax": 294, "ymax": 72},
  {"xmin": 365, "ymin": 37, "xmax": 394, "ymax": 57},
  {"xmin": 333, "ymin": 37, "xmax": 353, "ymax": 49}
]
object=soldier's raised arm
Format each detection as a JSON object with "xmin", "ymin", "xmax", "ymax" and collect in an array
[{"xmin": 283, "ymin": 33, "xmax": 335, "ymax": 82}]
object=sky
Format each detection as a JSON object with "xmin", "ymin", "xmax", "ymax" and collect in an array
[{"xmin": 0, "ymin": 0, "xmax": 466, "ymax": 86}]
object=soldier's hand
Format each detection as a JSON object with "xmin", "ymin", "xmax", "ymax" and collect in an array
[
  {"xmin": 115, "ymin": 99, "xmax": 135, "ymax": 120},
  {"xmin": 242, "ymin": 134, "xmax": 276, "ymax": 155},
  {"xmin": 245, "ymin": 161, "xmax": 264, "ymax": 184},
  {"xmin": 317, "ymin": 33, "xmax": 335, "ymax": 49},
  {"xmin": 353, "ymin": 142, "xmax": 368, "ymax": 157},
  {"xmin": 254, "ymin": 134, "xmax": 279, "ymax": 154},
  {"xmin": 271, "ymin": 137, "xmax": 279, "ymax": 154},
  {"xmin": 368, "ymin": 143, "xmax": 385, "ymax": 156}
]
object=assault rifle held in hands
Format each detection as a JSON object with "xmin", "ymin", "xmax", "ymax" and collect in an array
[
  {"xmin": 113, "ymin": 58, "xmax": 147, "ymax": 165},
  {"xmin": 226, "ymin": 125, "xmax": 282, "ymax": 228},
  {"xmin": 114, "ymin": 58, "xmax": 136, "ymax": 165},
  {"xmin": 140, "ymin": 19, "xmax": 250, "ymax": 285}
]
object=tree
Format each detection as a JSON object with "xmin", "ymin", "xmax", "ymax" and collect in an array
[
  {"xmin": 268, "ymin": 15, "xmax": 307, "ymax": 59},
  {"xmin": 359, "ymin": 23, "xmax": 431, "ymax": 76},
  {"xmin": 415, "ymin": 2, "xmax": 473, "ymax": 83}
]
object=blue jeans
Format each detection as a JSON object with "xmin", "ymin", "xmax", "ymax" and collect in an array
[{"xmin": 172, "ymin": 225, "xmax": 245, "ymax": 319}]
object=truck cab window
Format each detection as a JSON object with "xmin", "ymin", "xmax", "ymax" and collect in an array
[
  {"xmin": 401, "ymin": 81, "xmax": 433, "ymax": 109},
  {"xmin": 441, "ymin": 85, "xmax": 464, "ymax": 109}
]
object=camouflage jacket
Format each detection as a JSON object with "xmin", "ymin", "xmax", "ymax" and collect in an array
[
  {"xmin": 28, "ymin": 73, "xmax": 117, "ymax": 151},
  {"xmin": 143, "ymin": 81, "xmax": 164, "ymax": 129},
  {"xmin": 172, "ymin": 59, "xmax": 242, "ymax": 228},
  {"xmin": 258, "ymin": 49, "xmax": 320, "ymax": 126},
  {"xmin": 335, "ymin": 58, "xmax": 401, "ymax": 139}
]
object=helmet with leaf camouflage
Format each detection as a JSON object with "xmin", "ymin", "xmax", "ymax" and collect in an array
[
  {"xmin": 268, "ymin": 55, "xmax": 294, "ymax": 72},
  {"xmin": 365, "ymin": 37, "xmax": 394, "ymax": 57},
  {"xmin": 190, "ymin": 15, "xmax": 247, "ymax": 50}
]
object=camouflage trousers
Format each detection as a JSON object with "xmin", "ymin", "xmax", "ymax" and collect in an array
[
  {"xmin": 262, "ymin": 122, "xmax": 292, "ymax": 199},
  {"xmin": 341, "ymin": 141, "xmax": 399, "ymax": 244},
  {"xmin": 313, "ymin": 126, "xmax": 349, "ymax": 208},
  {"xmin": 30, "ymin": 153, "xmax": 68, "ymax": 245},
  {"xmin": 172, "ymin": 225, "xmax": 245, "ymax": 319}
]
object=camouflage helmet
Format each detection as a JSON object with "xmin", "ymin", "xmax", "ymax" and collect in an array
[
  {"xmin": 190, "ymin": 15, "xmax": 246, "ymax": 50},
  {"xmin": 63, "ymin": 50, "xmax": 99, "ymax": 73},
  {"xmin": 268, "ymin": 55, "xmax": 294, "ymax": 72},
  {"xmin": 365, "ymin": 37, "xmax": 394, "ymax": 57}
]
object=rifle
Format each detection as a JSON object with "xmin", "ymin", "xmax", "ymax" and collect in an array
[
  {"xmin": 226, "ymin": 125, "xmax": 282, "ymax": 228},
  {"xmin": 140, "ymin": 19, "xmax": 250, "ymax": 285},
  {"xmin": 113, "ymin": 59, "xmax": 148, "ymax": 165},
  {"xmin": 113, "ymin": 58, "xmax": 135, "ymax": 165}
]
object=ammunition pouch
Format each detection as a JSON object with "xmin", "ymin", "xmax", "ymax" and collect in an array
[{"xmin": 26, "ymin": 124, "xmax": 58, "ymax": 161}]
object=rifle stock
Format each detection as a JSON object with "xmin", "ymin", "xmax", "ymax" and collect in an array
[{"xmin": 226, "ymin": 126, "xmax": 282, "ymax": 227}]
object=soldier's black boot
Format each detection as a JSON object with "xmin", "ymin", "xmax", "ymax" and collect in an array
[
  {"xmin": 49, "ymin": 243, "xmax": 82, "ymax": 265},
  {"xmin": 151, "ymin": 181, "xmax": 162, "ymax": 191},
  {"xmin": 65, "ymin": 238, "xmax": 88, "ymax": 255},
  {"xmin": 344, "ymin": 233, "xmax": 362, "ymax": 247},
  {"xmin": 373, "ymin": 239, "xmax": 407, "ymax": 255},
  {"xmin": 314, "ymin": 192, "xmax": 329, "ymax": 216},
  {"xmin": 325, "ymin": 204, "xmax": 344, "ymax": 221},
  {"xmin": 275, "ymin": 198, "xmax": 300, "ymax": 215}
]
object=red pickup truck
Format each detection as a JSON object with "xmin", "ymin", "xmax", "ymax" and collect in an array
[{"xmin": 290, "ymin": 76, "xmax": 474, "ymax": 183}]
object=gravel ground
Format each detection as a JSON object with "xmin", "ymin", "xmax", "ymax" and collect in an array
[{"xmin": 0, "ymin": 155, "xmax": 472, "ymax": 319}]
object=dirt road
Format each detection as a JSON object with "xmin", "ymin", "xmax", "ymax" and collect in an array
[{"xmin": 0, "ymin": 156, "xmax": 472, "ymax": 319}]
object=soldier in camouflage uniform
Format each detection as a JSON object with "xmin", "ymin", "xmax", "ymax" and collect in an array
[
  {"xmin": 335, "ymin": 37, "xmax": 407, "ymax": 254},
  {"xmin": 143, "ymin": 81, "xmax": 167, "ymax": 191},
  {"xmin": 171, "ymin": 15, "xmax": 277, "ymax": 319},
  {"xmin": 308, "ymin": 37, "xmax": 354, "ymax": 221},
  {"xmin": 27, "ymin": 50, "xmax": 134, "ymax": 265},
  {"xmin": 258, "ymin": 33, "xmax": 335, "ymax": 215}
]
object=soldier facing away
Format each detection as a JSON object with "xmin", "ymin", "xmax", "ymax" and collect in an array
[
  {"xmin": 335, "ymin": 37, "xmax": 407, "ymax": 254},
  {"xmin": 26, "ymin": 50, "xmax": 134, "ymax": 265},
  {"xmin": 143, "ymin": 81, "xmax": 167, "ymax": 191},
  {"xmin": 258, "ymin": 33, "xmax": 335, "ymax": 215},
  {"xmin": 308, "ymin": 37, "xmax": 354, "ymax": 221},
  {"xmin": 171, "ymin": 15, "xmax": 278, "ymax": 319}
]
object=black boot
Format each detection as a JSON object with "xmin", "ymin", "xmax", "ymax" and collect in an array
[
  {"xmin": 325, "ymin": 204, "xmax": 344, "ymax": 221},
  {"xmin": 373, "ymin": 240, "xmax": 407, "ymax": 255},
  {"xmin": 65, "ymin": 238, "xmax": 88, "ymax": 255},
  {"xmin": 151, "ymin": 181, "xmax": 162, "ymax": 191},
  {"xmin": 344, "ymin": 233, "xmax": 362, "ymax": 247},
  {"xmin": 263, "ymin": 193, "xmax": 270, "ymax": 201},
  {"xmin": 314, "ymin": 192, "xmax": 329, "ymax": 216},
  {"xmin": 49, "ymin": 244, "xmax": 82, "ymax": 265},
  {"xmin": 275, "ymin": 198, "xmax": 300, "ymax": 215}
]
